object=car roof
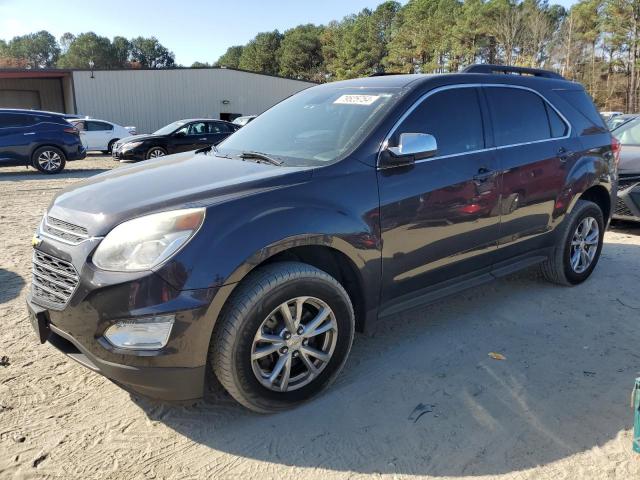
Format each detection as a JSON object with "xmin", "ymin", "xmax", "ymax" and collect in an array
[
  {"xmin": 0, "ymin": 108, "xmax": 66, "ymax": 117},
  {"xmin": 322, "ymin": 71, "xmax": 576, "ymax": 92}
]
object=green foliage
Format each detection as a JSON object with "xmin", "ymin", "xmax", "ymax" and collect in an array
[
  {"xmin": 5, "ymin": 30, "xmax": 60, "ymax": 68},
  {"xmin": 57, "ymin": 32, "xmax": 118, "ymax": 68},
  {"xmin": 130, "ymin": 36, "xmax": 175, "ymax": 68},
  {"xmin": 216, "ymin": 46, "xmax": 244, "ymax": 68},
  {"xmin": 278, "ymin": 24, "xmax": 324, "ymax": 81},
  {"xmin": 238, "ymin": 31, "xmax": 283, "ymax": 75},
  {"xmin": 191, "ymin": 61, "xmax": 211, "ymax": 68}
]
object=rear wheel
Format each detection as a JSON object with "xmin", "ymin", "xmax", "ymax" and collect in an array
[
  {"xmin": 105, "ymin": 139, "xmax": 119, "ymax": 154},
  {"xmin": 541, "ymin": 199, "xmax": 604, "ymax": 285},
  {"xmin": 146, "ymin": 147, "xmax": 166, "ymax": 159},
  {"xmin": 32, "ymin": 146, "xmax": 66, "ymax": 174},
  {"xmin": 210, "ymin": 262, "xmax": 355, "ymax": 413}
]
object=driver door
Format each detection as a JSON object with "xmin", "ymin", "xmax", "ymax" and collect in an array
[
  {"xmin": 171, "ymin": 122, "xmax": 208, "ymax": 153},
  {"xmin": 377, "ymin": 86, "xmax": 502, "ymax": 306}
]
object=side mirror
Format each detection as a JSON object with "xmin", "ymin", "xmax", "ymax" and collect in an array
[
  {"xmin": 173, "ymin": 131, "xmax": 186, "ymax": 138},
  {"xmin": 380, "ymin": 133, "xmax": 438, "ymax": 167}
]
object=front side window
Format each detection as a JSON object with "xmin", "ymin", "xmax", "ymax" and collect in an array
[
  {"xmin": 486, "ymin": 88, "xmax": 563, "ymax": 146},
  {"xmin": 218, "ymin": 85, "xmax": 400, "ymax": 166},
  {"xmin": 391, "ymin": 87, "xmax": 485, "ymax": 157},
  {"xmin": 0, "ymin": 113, "xmax": 34, "ymax": 128}
]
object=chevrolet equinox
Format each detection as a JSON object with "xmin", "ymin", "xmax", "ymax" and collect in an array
[{"xmin": 27, "ymin": 65, "xmax": 618, "ymax": 413}]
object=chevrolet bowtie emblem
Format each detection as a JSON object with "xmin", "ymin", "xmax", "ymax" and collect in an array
[{"xmin": 31, "ymin": 235, "xmax": 43, "ymax": 248}]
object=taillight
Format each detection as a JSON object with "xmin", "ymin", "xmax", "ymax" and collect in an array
[
  {"xmin": 64, "ymin": 127, "xmax": 79, "ymax": 135},
  {"xmin": 611, "ymin": 135, "xmax": 621, "ymax": 167}
]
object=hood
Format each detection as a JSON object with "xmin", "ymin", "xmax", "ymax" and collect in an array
[
  {"xmin": 116, "ymin": 133, "xmax": 160, "ymax": 145},
  {"xmin": 618, "ymin": 146, "xmax": 640, "ymax": 175},
  {"xmin": 48, "ymin": 151, "xmax": 313, "ymax": 236}
]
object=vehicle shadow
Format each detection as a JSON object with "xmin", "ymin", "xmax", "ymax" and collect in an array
[
  {"xmin": 0, "ymin": 168, "xmax": 110, "ymax": 182},
  {"xmin": 0, "ymin": 269, "xmax": 26, "ymax": 304},
  {"xmin": 134, "ymin": 241, "xmax": 639, "ymax": 476}
]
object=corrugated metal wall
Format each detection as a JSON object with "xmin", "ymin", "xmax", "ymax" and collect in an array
[
  {"xmin": 0, "ymin": 78, "xmax": 64, "ymax": 111},
  {"xmin": 72, "ymin": 69, "xmax": 314, "ymax": 133}
]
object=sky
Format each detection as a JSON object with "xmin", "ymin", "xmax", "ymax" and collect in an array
[{"xmin": 0, "ymin": 0, "xmax": 579, "ymax": 66}]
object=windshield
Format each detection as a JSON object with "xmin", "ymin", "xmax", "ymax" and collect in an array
[
  {"xmin": 609, "ymin": 115, "xmax": 636, "ymax": 131},
  {"xmin": 217, "ymin": 85, "xmax": 400, "ymax": 166},
  {"xmin": 154, "ymin": 120, "xmax": 186, "ymax": 136},
  {"xmin": 613, "ymin": 117, "xmax": 640, "ymax": 145}
]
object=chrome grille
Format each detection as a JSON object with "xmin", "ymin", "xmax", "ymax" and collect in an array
[
  {"xmin": 42, "ymin": 216, "xmax": 89, "ymax": 244},
  {"xmin": 618, "ymin": 175, "xmax": 640, "ymax": 190},
  {"xmin": 31, "ymin": 250, "xmax": 79, "ymax": 308}
]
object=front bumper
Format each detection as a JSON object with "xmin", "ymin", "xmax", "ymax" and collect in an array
[
  {"xmin": 613, "ymin": 177, "xmax": 640, "ymax": 222},
  {"xmin": 27, "ymin": 297, "xmax": 205, "ymax": 401},
  {"xmin": 26, "ymin": 233, "xmax": 219, "ymax": 401},
  {"xmin": 112, "ymin": 145, "xmax": 144, "ymax": 161}
]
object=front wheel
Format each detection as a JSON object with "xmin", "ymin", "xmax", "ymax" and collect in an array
[
  {"xmin": 540, "ymin": 199, "xmax": 605, "ymax": 285},
  {"xmin": 32, "ymin": 146, "xmax": 66, "ymax": 174},
  {"xmin": 145, "ymin": 146, "xmax": 166, "ymax": 159},
  {"xmin": 210, "ymin": 262, "xmax": 355, "ymax": 413}
]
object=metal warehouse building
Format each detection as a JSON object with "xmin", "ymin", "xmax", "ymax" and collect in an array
[{"xmin": 0, "ymin": 68, "xmax": 315, "ymax": 133}]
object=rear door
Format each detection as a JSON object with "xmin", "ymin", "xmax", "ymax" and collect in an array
[
  {"xmin": 84, "ymin": 121, "xmax": 114, "ymax": 150},
  {"xmin": 207, "ymin": 121, "xmax": 235, "ymax": 145},
  {"xmin": 483, "ymin": 86, "xmax": 577, "ymax": 255},
  {"xmin": 377, "ymin": 86, "xmax": 502, "ymax": 304}
]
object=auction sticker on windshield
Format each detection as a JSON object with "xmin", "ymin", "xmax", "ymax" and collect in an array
[{"xmin": 334, "ymin": 94, "xmax": 380, "ymax": 106}]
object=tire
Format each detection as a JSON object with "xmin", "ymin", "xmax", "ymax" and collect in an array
[
  {"xmin": 106, "ymin": 139, "xmax": 119, "ymax": 154},
  {"xmin": 540, "ymin": 199, "xmax": 605, "ymax": 286},
  {"xmin": 210, "ymin": 261, "xmax": 355, "ymax": 413},
  {"xmin": 145, "ymin": 146, "xmax": 167, "ymax": 160},
  {"xmin": 32, "ymin": 146, "xmax": 66, "ymax": 174}
]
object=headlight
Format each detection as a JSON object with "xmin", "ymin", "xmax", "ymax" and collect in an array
[
  {"xmin": 93, "ymin": 208, "xmax": 205, "ymax": 271},
  {"xmin": 122, "ymin": 141, "xmax": 144, "ymax": 150}
]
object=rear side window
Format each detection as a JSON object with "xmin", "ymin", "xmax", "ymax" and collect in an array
[
  {"xmin": 0, "ymin": 113, "xmax": 35, "ymax": 128},
  {"xmin": 555, "ymin": 89, "xmax": 606, "ymax": 130},
  {"xmin": 485, "ymin": 88, "xmax": 561, "ymax": 146},
  {"xmin": 393, "ymin": 88, "xmax": 485, "ymax": 157},
  {"xmin": 208, "ymin": 122, "xmax": 232, "ymax": 134},
  {"xmin": 86, "ymin": 121, "xmax": 113, "ymax": 131}
]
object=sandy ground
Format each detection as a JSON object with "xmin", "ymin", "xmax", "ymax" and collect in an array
[{"xmin": 1, "ymin": 155, "xmax": 640, "ymax": 479}]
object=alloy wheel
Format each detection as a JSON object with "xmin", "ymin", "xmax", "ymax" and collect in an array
[
  {"xmin": 251, "ymin": 296, "xmax": 338, "ymax": 392},
  {"xmin": 149, "ymin": 149, "xmax": 165, "ymax": 158},
  {"xmin": 37, "ymin": 150, "xmax": 62, "ymax": 171},
  {"xmin": 570, "ymin": 216, "xmax": 599, "ymax": 274}
]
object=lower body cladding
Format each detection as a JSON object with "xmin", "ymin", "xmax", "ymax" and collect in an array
[
  {"xmin": 26, "ymin": 248, "xmax": 221, "ymax": 401},
  {"xmin": 613, "ymin": 177, "xmax": 640, "ymax": 222}
]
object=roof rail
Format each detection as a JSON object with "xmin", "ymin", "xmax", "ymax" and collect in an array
[{"xmin": 462, "ymin": 64, "xmax": 564, "ymax": 80}]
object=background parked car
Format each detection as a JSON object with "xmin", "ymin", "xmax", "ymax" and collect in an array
[
  {"xmin": 606, "ymin": 113, "xmax": 638, "ymax": 131},
  {"xmin": 232, "ymin": 115, "xmax": 257, "ymax": 127},
  {"xmin": 69, "ymin": 118, "xmax": 135, "ymax": 153},
  {"xmin": 0, "ymin": 108, "xmax": 86, "ymax": 174},
  {"xmin": 112, "ymin": 118, "xmax": 239, "ymax": 161},
  {"xmin": 611, "ymin": 116, "xmax": 640, "ymax": 222},
  {"xmin": 601, "ymin": 111, "xmax": 624, "ymax": 124}
]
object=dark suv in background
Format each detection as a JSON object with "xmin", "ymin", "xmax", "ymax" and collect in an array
[
  {"xmin": 0, "ymin": 109, "xmax": 86, "ymax": 174},
  {"xmin": 27, "ymin": 65, "xmax": 616, "ymax": 413}
]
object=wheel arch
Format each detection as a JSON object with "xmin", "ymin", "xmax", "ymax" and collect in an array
[{"xmin": 578, "ymin": 184, "xmax": 611, "ymax": 221}]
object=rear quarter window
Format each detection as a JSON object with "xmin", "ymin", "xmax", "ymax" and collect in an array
[{"xmin": 553, "ymin": 89, "xmax": 607, "ymax": 134}]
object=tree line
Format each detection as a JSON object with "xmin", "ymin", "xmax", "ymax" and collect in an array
[
  {"xmin": 0, "ymin": 31, "xmax": 175, "ymax": 69},
  {"xmin": 1, "ymin": 0, "xmax": 639, "ymax": 111},
  {"xmin": 215, "ymin": 0, "xmax": 640, "ymax": 112}
]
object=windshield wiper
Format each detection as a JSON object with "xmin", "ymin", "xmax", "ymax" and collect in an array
[{"xmin": 238, "ymin": 151, "xmax": 283, "ymax": 166}]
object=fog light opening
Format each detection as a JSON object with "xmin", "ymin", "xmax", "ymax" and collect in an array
[{"xmin": 104, "ymin": 314, "xmax": 175, "ymax": 350}]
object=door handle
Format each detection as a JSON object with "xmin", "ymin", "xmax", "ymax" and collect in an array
[
  {"xmin": 23, "ymin": 132, "xmax": 36, "ymax": 135},
  {"xmin": 557, "ymin": 147, "xmax": 574, "ymax": 162},
  {"xmin": 199, "ymin": 138, "xmax": 207, "ymax": 141},
  {"xmin": 473, "ymin": 167, "xmax": 496, "ymax": 183}
]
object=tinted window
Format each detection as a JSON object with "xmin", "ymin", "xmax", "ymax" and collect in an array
[
  {"xmin": 393, "ymin": 88, "xmax": 485, "ymax": 156},
  {"xmin": 486, "ymin": 88, "xmax": 553, "ymax": 146},
  {"xmin": 0, "ymin": 113, "xmax": 34, "ymax": 128},
  {"xmin": 208, "ymin": 122, "xmax": 231, "ymax": 134},
  {"xmin": 556, "ymin": 89, "xmax": 606, "ymax": 129},
  {"xmin": 86, "ymin": 121, "xmax": 113, "ymax": 131},
  {"xmin": 545, "ymin": 103, "xmax": 568, "ymax": 138}
]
